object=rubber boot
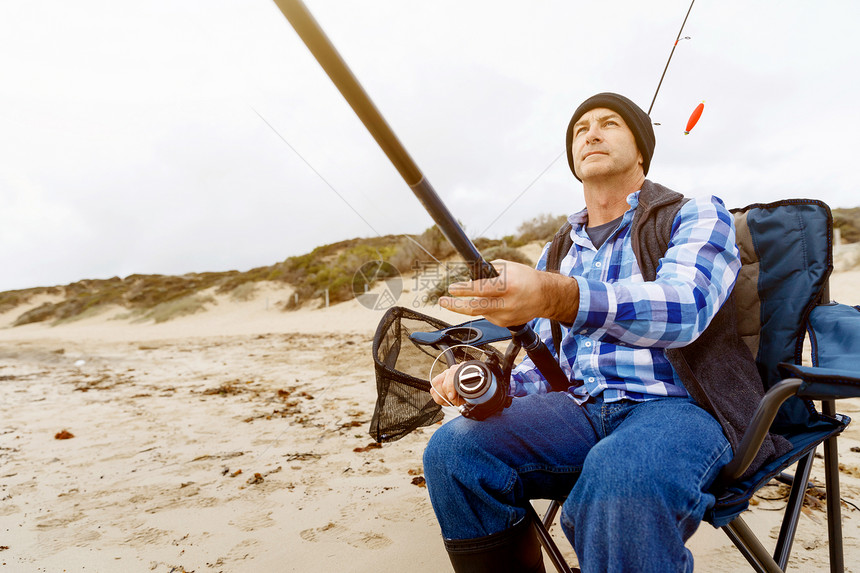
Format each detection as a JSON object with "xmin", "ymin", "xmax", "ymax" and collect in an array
[{"xmin": 443, "ymin": 517, "xmax": 546, "ymax": 573}]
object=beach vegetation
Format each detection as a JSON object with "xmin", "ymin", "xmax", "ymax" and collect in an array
[
  {"xmin": 2, "ymin": 218, "xmax": 546, "ymax": 324},
  {"xmin": 229, "ymin": 282, "xmax": 258, "ymax": 302},
  {"xmin": 511, "ymin": 213, "xmax": 568, "ymax": 246},
  {"xmin": 833, "ymin": 207, "xmax": 860, "ymax": 244},
  {"xmin": 21, "ymin": 206, "xmax": 830, "ymax": 322},
  {"xmin": 0, "ymin": 286, "xmax": 61, "ymax": 314},
  {"xmin": 424, "ymin": 244, "xmax": 534, "ymax": 304},
  {"xmin": 140, "ymin": 294, "xmax": 216, "ymax": 324}
]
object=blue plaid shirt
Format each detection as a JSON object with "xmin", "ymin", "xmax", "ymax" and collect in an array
[{"xmin": 511, "ymin": 191, "xmax": 740, "ymax": 403}]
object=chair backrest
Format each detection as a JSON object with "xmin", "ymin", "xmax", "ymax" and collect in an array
[{"xmin": 731, "ymin": 199, "xmax": 833, "ymax": 431}]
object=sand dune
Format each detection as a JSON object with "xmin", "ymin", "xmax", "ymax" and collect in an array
[{"xmin": 0, "ymin": 271, "xmax": 858, "ymax": 572}]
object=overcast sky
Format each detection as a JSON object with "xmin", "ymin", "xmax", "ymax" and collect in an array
[{"xmin": 1, "ymin": 0, "xmax": 858, "ymax": 292}]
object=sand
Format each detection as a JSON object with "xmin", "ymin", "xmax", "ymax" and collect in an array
[{"xmin": 1, "ymin": 271, "xmax": 859, "ymax": 572}]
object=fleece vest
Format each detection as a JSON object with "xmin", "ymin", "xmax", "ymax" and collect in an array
[{"xmin": 545, "ymin": 180, "xmax": 791, "ymax": 479}]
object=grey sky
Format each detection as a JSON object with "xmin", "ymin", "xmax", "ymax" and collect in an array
[{"xmin": 1, "ymin": 0, "xmax": 858, "ymax": 292}]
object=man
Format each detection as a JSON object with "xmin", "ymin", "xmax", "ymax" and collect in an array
[{"xmin": 423, "ymin": 93, "xmax": 788, "ymax": 572}]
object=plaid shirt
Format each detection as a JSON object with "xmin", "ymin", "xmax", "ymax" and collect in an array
[{"xmin": 511, "ymin": 192, "xmax": 740, "ymax": 403}]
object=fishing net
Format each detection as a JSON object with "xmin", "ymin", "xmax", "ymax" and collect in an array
[{"xmin": 369, "ymin": 306, "xmax": 503, "ymax": 442}]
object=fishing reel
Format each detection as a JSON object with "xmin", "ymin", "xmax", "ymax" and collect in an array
[
  {"xmin": 418, "ymin": 322, "xmax": 521, "ymax": 421},
  {"xmin": 451, "ymin": 354, "xmax": 512, "ymax": 421}
]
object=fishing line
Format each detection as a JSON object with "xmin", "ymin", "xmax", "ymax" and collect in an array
[
  {"xmin": 426, "ymin": 343, "xmax": 501, "ymax": 413},
  {"xmin": 252, "ymin": 106, "xmax": 382, "ymax": 236},
  {"xmin": 249, "ymin": 106, "xmax": 498, "ymax": 463},
  {"xmin": 477, "ymin": 150, "xmax": 565, "ymax": 239},
  {"xmin": 648, "ymin": 0, "xmax": 697, "ymax": 116},
  {"xmin": 427, "ymin": 344, "xmax": 469, "ymax": 409},
  {"xmin": 479, "ymin": 0, "xmax": 697, "ymax": 239},
  {"xmin": 252, "ymin": 106, "xmax": 462, "ymax": 275}
]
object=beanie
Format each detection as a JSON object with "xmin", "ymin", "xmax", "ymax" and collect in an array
[{"xmin": 565, "ymin": 92, "xmax": 655, "ymax": 182}]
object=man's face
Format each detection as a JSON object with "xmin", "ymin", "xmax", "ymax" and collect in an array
[{"xmin": 571, "ymin": 107, "xmax": 643, "ymax": 182}]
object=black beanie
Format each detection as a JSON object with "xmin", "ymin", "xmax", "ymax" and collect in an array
[{"xmin": 565, "ymin": 92, "xmax": 655, "ymax": 182}]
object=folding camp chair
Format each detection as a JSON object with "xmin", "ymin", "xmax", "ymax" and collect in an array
[
  {"xmin": 370, "ymin": 199, "xmax": 858, "ymax": 572},
  {"xmin": 529, "ymin": 199, "xmax": 859, "ymax": 572}
]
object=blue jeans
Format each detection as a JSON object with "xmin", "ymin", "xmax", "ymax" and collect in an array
[{"xmin": 423, "ymin": 392, "xmax": 732, "ymax": 572}]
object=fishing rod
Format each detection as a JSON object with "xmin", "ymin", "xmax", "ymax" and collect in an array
[
  {"xmin": 271, "ymin": 0, "xmax": 569, "ymax": 391},
  {"xmin": 648, "ymin": 0, "xmax": 696, "ymax": 115}
]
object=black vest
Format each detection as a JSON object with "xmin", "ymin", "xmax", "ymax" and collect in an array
[{"xmin": 545, "ymin": 180, "xmax": 791, "ymax": 479}]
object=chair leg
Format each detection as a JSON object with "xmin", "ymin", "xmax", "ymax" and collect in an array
[
  {"xmin": 541, "ymin": 499, "xmax": 561, "ymax": 530},
  {"xmin": 822, "ymin": 400, "xmax": 845, "ymax": 573},
  {"xmin": 722, "ymin": 515, "xmax": 783, "ymax": 573},
  {"xmin": 773, "ymin": 449, "xmax": 816, "ymax": 568},
  {"xmin": 526, "ymin": 502, "xmax": 575, "ymax": 573}
]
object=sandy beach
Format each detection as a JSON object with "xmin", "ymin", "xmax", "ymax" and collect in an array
[{"xmin": 1, "ymin": 270, "xmax": 859, "ymax": 572}]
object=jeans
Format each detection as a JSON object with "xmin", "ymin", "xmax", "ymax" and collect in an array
[{"xmin": 423, "ymin": 392, "xmax": 732, "ymax": 572}]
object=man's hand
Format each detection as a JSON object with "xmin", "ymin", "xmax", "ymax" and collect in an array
[
  {"xmin": 438, "ymin": 259, "xmax": 580, "ymax": 327},
  {"xmin": 429, "ymin": 365, "xmax": 465, "ymax": 407}
]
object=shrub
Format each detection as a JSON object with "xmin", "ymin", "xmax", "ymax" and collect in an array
[
  {"xmin": 229, "ymin": 282, "xmax": 258, "ymax": 302},
  {"xmin": 0, "ymin": 287, "xmax": 60, "ymax": 315},
  {"xmin": 140, "ymin": 294, "xmax": 216, "ymax": 324},
  {"xmin": 422, "ymin": 246, "xmax": 532, "ymax": 306},
  {"xmin": 833, "ymin": 208, "xmax": 860, "ymax": 243},
  {"xmin": 516, "ymin": 213, "xmax": 568, "ymax": 243},
  {"xmin": 473, "ymin": 237, "xmax": 502, "ymax": 251},
  {"xmin": 13, "ymin": 302, "xmax": 57, "ymax": 326},
  {"xmin": 388, "ymin": 226, "xmax": 458, "ymax": 274},
  {"xmin": 482, "ymin": 245, "xmax": 534, "ymax": 267},
  {"xmin": 424, "ymin": 265, "xmax": 471, "ymax": 306}
]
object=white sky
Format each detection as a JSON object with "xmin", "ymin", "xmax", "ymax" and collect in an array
[{"xmin": 1, "ymin": 0, "xmax": 858, "ymax": 292}]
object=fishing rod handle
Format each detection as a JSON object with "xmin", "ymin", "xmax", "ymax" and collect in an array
[{"xmin": 509, "ymin": 324, "xmax": 570, "ymax": 393}]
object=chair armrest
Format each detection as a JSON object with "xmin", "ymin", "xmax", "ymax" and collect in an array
[
  {"xmin": 718, "ymin": 362, "xmax": 860, "ymax": 483},
  {"xmin": 777, "ymin": 362, "xmax": 860, "ymax": 400},
  {"xmin": 717, "ymin": 378, "xmax": 804, "ymax": 483},
  {"xmin": 809, "ymin": 302, "xmax": 860, "ymax": 370},
  {"xmin": 715, "ymin": 304, "xmax": 859, "ymax": 486}
]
